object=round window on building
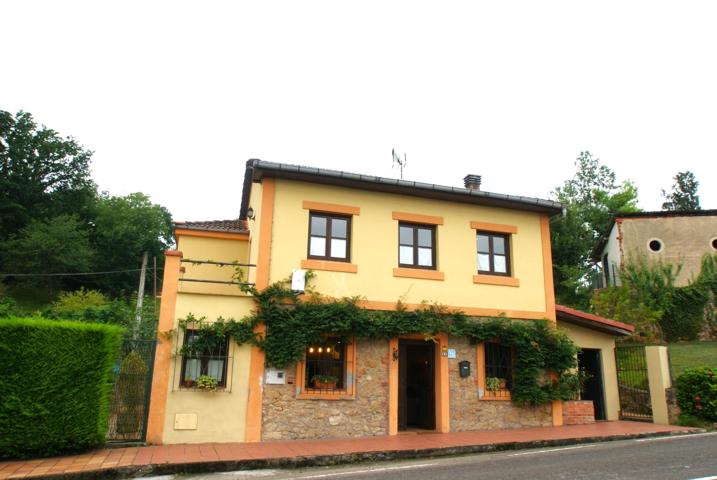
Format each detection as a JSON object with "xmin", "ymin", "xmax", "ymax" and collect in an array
[
  {"xmin": 711, "ymin": 238, "xmax": 717, "ymax": 251},
  {"xmin": 648, "ymin": 239, "xmax": 663, "ymax": 253}
]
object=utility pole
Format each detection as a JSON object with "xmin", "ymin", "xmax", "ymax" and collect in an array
[
  {"xmin": 153, "ymin": 255, "xmax": 157, "ymax": 312},
  {"xmin": 133, "ymin": 251, "xmax": 148, "ymax": 340}
]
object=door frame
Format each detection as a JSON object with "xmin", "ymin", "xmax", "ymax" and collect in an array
[
  {"xmin": 388, "ymin": 333, "xmax": 449, "ymax": 435},
  {"xmin": 578, "ymin": 348, "xmax": 607, "ymax": 421}
]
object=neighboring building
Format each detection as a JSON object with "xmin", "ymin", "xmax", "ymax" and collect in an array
[
  {"xmin": 595, "ymin": 210, "xmax": 717, "ymax": 287},
  {"xmin": 146, "ymin": 159, "xmax": 633, "ymax": 445}
]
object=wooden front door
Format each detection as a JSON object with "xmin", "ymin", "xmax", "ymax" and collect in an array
[{"xmin": 398, "ymin": 339, "xmax": 436, "ymax": 430}]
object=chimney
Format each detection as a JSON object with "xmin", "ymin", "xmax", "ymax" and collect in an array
[{"xmin": 463, "ymin": 174, "xmax": 482, "ymax": 191}]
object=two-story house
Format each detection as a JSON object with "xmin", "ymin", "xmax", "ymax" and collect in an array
[
  {"xmin": 145, "ymin": 159, "xmax": 632, "ymax": 445},
  {"xmin": 595, "ymin": 210, "xmax": 717, "ymax": 287}
]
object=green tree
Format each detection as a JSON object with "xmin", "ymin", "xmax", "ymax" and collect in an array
[
  {"xmin": 88, "ymin": 192, "xmax": 173, "ymax": 294},
  {"xmin": 661, "ymin": 171, "xmax": 701, "ymax": 211},
  {"xmin": 0, "ymin": 110, "xmax": 96, "ymax": 239},
  {"xmin": 551, "ymin": 152, "xmax": 640, "ymax": 308},
  {"xmin": 0, "ymin": 215, "xmax": 94, "ymax": 292}
]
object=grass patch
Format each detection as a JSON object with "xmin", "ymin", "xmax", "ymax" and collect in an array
[{"xmin": 669, "ymin": 341, "xmax": 717, "ymax": 377}]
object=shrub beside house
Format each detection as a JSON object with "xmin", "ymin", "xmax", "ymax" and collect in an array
[{"xmin": 0, "ymin": 318, "xmax": 123, "ymax": 458}]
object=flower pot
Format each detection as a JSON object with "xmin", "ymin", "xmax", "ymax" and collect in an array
[{"xmin": 313, "ymin": 379, "xmax": 338, "ymax": 390}]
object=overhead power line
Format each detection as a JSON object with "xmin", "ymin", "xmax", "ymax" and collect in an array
[{"xmin": 0, "ymin": 268, "xmax": 163, "ymax": 277}]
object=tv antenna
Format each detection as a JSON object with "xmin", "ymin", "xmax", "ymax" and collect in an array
[{"xmin": 392, "ymin": 148, "xmax": 407, "ymax": 179}]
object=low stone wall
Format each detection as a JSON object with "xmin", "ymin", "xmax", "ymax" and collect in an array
[
  {"xmin": 448, "ymin": 336, "xmax": 552, "ymax": 431},
  {"xmin": 665, "ymin": 387, "xmax": 681, "ymax": 425},
  {"xmin": 261, "ymin": 339, "xmax": 389, "ymax": 440},
  {"xmin": 562, "ymin": 400, "xmax": 595, "ymax": 425}
]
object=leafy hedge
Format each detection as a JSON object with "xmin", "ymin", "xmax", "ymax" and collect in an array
[
  {"xmin": 675, "ymin": 367, "xmax": 717, "ymax": 422},
  {"xmin": 0, "ymin": 317, "xmax": 123, "ymax": 458},
  {"xmin": 173, "ymin": 277, "xmax": 580, "ymax": 406}
]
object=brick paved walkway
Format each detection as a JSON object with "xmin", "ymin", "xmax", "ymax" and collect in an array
[{"xmin": 0, "ymin": 421, "xmax": 696, "ymax": 479}]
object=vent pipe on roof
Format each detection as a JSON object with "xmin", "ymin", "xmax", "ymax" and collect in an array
[{"xmin": 463, "ymin": 174, "xmax": 482, "ymax": 191}]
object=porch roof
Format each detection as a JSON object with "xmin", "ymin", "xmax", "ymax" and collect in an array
[{"xmin": 556, "ymin": 304, "xmax": 635, "ymax": 337}]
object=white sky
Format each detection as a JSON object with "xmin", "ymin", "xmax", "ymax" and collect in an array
[{"xmin": 2, "ymin": 1, "xmax": 716, "ymax": 221}]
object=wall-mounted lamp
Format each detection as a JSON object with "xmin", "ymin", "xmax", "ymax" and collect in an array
[
  {"xmin": 246, "ymin": 207, "xmax": 255, "ymax": 220},
  {"xmin": 392, "ymin": 347, "xmax": 398, "ymax": 362}
]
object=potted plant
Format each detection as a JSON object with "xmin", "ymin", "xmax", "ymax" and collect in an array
[
  {"xmin": 196, "ymin": 375, "xmax": 219, "ymax": 391},
  {"xmin": 183, "ymin": 378, "xmax": 195, "ymax": 388},
  {"xmin": 486, "ymin": 377, "xmax": 507, "ymax": 394},
  {"xmin": 312, "ymin": 374, "xmax": 338, "ymax": 390}
]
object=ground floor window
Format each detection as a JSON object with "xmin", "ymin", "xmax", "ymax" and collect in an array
[
  {"xmin": 180, "ymin": 330, "xmax": 229, "ymax": 388},
  {"xmin": 479, "ymin": 342, "xmax": 512, "ymax": 399},
  {"xmin": 304, "ymin": 337, "xmax": 346, "ymax": 391}
]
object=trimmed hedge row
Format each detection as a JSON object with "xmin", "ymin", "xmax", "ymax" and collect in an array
[
  {"xmin": 0, "ymin": 317, "xmax": 123, "ymax": 458},
  {"xmin": 675, "ymin": 367, "xmax": 717, "ymax": 422}
]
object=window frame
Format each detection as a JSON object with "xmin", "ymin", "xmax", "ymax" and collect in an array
[
  {"xmin": 296, "ymin": 336, "xmax": 357, "ymax": 400},
  {"xmin": 476, "ymin": 231, "xmax": 512, "ymax": 277},
  {"xmin": 179, "ymin": 330, "xmax": 230, "ymax": 389},
  {"xmin": 303, "ymin": 337, "xmax": 347, "ymax": 392},
  {"xmin": 477, "ymin": 341, "xmax": 513, "ymax": 401},
  {"xmin": 398, "ymin": 222, "xmax": 437, "ymax": 270},
  {"xmin": 307, "ymin": 212, "xmax": 352, "ymax": 263}
]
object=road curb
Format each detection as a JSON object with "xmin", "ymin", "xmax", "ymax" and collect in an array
[{"xmin": 27, "ymin": 428, "xmax": 705, "ymax": 480}]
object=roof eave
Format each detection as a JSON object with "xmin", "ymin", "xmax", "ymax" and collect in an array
[{"xmin": 246, "ymin": 160, "xmax": 563, "ymax": 216}]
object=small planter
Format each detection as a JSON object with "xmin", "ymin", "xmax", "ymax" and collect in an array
[{"xmin": 312, "ymin": 375, "xmax": 338, "ymax": 390}]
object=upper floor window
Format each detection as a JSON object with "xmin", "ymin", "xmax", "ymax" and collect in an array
[
  {"xmin": 399, "ymin": 223, "xmax": 436, "ymax": 269},
  {"xmin": 308, "ymin": 213, "xmax": 351, "ymax": 261},
  {"xmin": 477, "ymin": 232, "xmax": 511, "ymax": 276}
]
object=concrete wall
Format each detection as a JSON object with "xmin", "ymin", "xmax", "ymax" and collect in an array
[
  {"xmin": 602, "ymin": 223, "xmax": 622, "ymax": 287},
  {"xmin": 177, "ymin": 235, "xmax": 250, "ymax": 296},
  {"xmin": 268, "ymin": 179, "xmax": 550, "ymax": 316},
  {"xmin": 160, "ymin": 293, "xmax": 255, "ymax": 444},
  {"xmin": 557, "ymin": 322, "xmax": 620, "ymax": 421},
  {"xmin": 620, "ymin": 216, "xmax": 717, "ymax": 286}
]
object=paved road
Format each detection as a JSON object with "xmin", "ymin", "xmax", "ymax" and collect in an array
[{"xmin": 175, "ymin": 432, "xmax": 717, "ymax": 480}]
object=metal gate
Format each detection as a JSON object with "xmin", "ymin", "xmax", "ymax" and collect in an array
[
  {"xmin": 107, "ymin": 339, "xmax": 157, "ymax": 442},
  {"xmin": 615, "ymin": 345, "xmax": 652, "ymax": 421}
]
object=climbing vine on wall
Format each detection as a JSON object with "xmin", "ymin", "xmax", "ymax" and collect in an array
[{"xmin": 170, "ymin": 276, "xmax": 580, "ymax": 406}]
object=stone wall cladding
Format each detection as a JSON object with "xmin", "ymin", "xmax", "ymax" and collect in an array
[
  {"xmin": 448, "ymin": 336, "xmax": 553, "ymax": 431},
  {"xmin": 562, "ymin": 400, "xmax": 596, "ymax": 425},
  {"xmin": 261, "ymin": 339, "xmax": 389, "ymax": 440}
]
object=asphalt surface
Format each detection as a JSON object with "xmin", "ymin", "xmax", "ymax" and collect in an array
[{"xmin": 171, "ymin": 431, "xmax": 717, "ymax": 480}]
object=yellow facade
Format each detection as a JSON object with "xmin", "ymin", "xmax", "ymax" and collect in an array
[
  {"xmin": 148, "ymin": 163, "xmax": 635, "ymax": 445},
  {"xmin": 557, "ymin": 321, "xmax": 620, "ymax": 421},
  {"xmin": 177, "ymin": 235, "xmax": 250, "ymax": 296},
  {"xmin": 270, "ymin": 179, "xmax": 549, "ymax": 316},
  {"xmin": 157, "ymin": 234, "xmax": 255, "ymax": 444}
]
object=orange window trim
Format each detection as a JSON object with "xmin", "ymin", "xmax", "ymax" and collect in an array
[
  {"xmin": 302, "ymin": 201, "xmax": 360, "ymax": 216},
  {"xmin": 393, "ymin": 267, "xmax": 445, "ymax": 281},
  {"xmin": 301, "ymin": 259, "xmax": 358, "ymax": 273},
  {"xmin": 470, "ymin": 221, "xmax": 518, "ymax": 234},
  {"xmin": 475, "ymin": 342, "xmax": 511, "ymax": 401},
  {"xmin": 392, "ymin": 211, "xmax": 444, "ymax": 225},
  {"xmin": 473, "ymin": 275, "xmax": 520, "ymax": 287},
  {"xmin": 295, "ymin": 338, "xmax": 357, "ymax": 400}
]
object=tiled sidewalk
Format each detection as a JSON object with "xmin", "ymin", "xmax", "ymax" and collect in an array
[{"xmin": 0, "ymin": 422, "xmax": 696, "ymax": 480}]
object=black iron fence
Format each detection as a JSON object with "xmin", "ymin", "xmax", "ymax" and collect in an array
[
  {"xmin": 107, "ymin": 339, "xmax": 156, "ymax": 442},
  {"xmin": 615, "ymin": 345, "xmax": 652, "ymax": 421}
]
